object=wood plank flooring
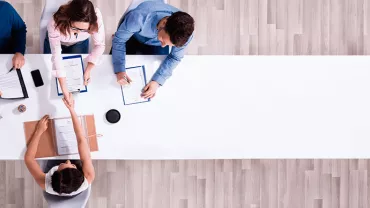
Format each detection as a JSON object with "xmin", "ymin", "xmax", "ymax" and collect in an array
[
  {"xmin": 6, "ymin": 0, "xmax": 370, "ymax": 55},
  {"xmin": 1, "ymin": 0, "xmax": 370, "ymax": 207},
  {"xmin": 1, "ymin": 160, "xmax": 370, "ymax": 208}
]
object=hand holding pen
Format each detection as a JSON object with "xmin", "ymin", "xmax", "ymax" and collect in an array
[
  {"xmin": 116, "ymin": 72, "xmax": 132, "ymax": 86},
  {"xmin": 12, "ymin": 52, "xmax": 25, "ymax": 69}
]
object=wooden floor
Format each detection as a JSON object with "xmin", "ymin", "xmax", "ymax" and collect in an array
[
  {"xmin": 1, "ymin": 160, "xmax": 370, "ymax": 208},
  {"xmin": 2, "ymin": 0, "xmax": 370, "ymax": 207},
  {"xmin": 7, "ymin": 0, "xmax": 370, "ymax": 55}
]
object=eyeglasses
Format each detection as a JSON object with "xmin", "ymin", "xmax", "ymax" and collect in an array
[
  {"xmin": 71, "ymin": 26, "xmax": 89, "ymax": 33},
  {"xmin": 157, "ymin": 27, "xmax": 164, "ymax": 33}
]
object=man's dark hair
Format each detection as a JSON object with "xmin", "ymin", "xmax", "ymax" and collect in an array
[
  {"xmin": 165, "ymin": 11, "xmax": 194, "ymax": 47},
  {"xmin": 51, "ymin": 168, "xmax": 84, "ymax": 194}
]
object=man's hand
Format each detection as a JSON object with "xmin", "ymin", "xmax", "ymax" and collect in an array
[
  {"xmin": 141, "ymin": 81, "xmax": 159, "ymax": 99},
  {"xmin": 62, "ymin": 93, "xmax": 75, "ymax": 110},
  {"xmin": 116, "ymin": 72, "xmax": 132, "ymax": 86},
  {"xmin": 12, "ymin": 52, "xmax": 25, "ymax": 69},
  {"xmin": 0, "ymin": 91, "xmax": 2, "ymax": 97},
  {"xmin": 35, "ymin": 115, "xmax": 49, "ymax": 135}
]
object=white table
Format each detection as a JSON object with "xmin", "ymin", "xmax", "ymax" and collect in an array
[{"xmin": 0, "ymin": 55, "xmax": 370, "ymax": 159}]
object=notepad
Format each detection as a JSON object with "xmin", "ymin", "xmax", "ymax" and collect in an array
[
  {"xmin": 56, "ymin": 55, "xmax": 87, "ymax": 96},
  {"xmin": 0, "ymin": 69, "xmax": 28, "ymax": 99},
  {"xmin": 121, "ymin": 65, "xmax": 150, "ymax": 105},
  {"xmin": 54, "ymin": 117, "xmax": 88, "ymax": 155}
]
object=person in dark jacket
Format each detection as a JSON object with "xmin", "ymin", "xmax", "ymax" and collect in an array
[{"xmin": 0, "ymin": 1, "xmax": 27, "ymax": 69}]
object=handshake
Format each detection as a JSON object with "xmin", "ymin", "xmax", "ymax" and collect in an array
[{"xmin": 62, "ymin": 92, "xmax": 75, "ymax": 111}]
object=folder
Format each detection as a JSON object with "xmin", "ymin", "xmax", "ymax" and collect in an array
[{"xmin": 23, "ymin": 115, "xmax": 98, "ymax": 158}]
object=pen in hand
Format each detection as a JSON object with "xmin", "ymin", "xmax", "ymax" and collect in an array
[{"xmin": 123, "ymin": 76, "xmax": 132, "ymax": 85}]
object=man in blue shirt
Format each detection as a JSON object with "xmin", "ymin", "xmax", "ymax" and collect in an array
[
  {"xmin": 0, "ymin": 1, "xmax": 27, "ymax": 69},
  {"xmin": 112, "ymin": 1, "xmax": 194, "ymax": 99}
]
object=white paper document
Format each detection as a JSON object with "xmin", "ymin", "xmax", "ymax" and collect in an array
[
  {"xmin": 121, "ymin": 66, "xmax": 149, "ymax": 105},
  {"xmin": 54, "ymin": 117, "xmax": 84, "ymax": 155},
  {"xmin": 57, "ymin": 57, "xmax": 85, "ymax": 94},
  {"xmin": 0, "ymin": 70, "xmax": 24, "ymax": 99}
]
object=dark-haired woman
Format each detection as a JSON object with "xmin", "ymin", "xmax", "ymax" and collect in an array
[
  {"xmin": 24, "ymin": 94, "xmax": 95, "ymax": 196},
  {"xmin": 44, "ymin": 0, "xmax": 105, "ymax": 104}
]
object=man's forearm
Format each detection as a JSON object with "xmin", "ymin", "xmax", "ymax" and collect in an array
[
  {"xmin": 151, "ymin": 54, "xmax": 181, "ymax": 86},
  {"xmin": 112, "ymin": 36, "xmax": 127, "ymax": 74},
  {"xmin": 112, "ymin": 53, "xmax": 126, "ymax": 74},
  {"xmin": 13, "ymin": 29, "xmax": 26, "ymax": 55},
  {"xmin": 11, "ymin": 3, "xmax": 27, "ymax": 55},
  {"xmin": 113, "ymin": 64, "xmax": 126, "ymax": 74}
]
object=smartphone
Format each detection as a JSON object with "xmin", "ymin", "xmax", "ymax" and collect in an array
[{"xmin": 31, "ymin": 69, "xmax": 44, "ymax": 87}]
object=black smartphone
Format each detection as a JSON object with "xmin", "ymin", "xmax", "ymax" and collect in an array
[{"xmin": 31, "ymin": 69, "xmax": 44, "ymax": 87}]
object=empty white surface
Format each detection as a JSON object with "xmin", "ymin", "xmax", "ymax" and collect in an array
[{"xmin": 0, "ymin": 55, "xmax": 370, "ymax": 159}]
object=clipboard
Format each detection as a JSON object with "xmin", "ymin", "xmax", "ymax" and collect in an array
[
  {"xmin": 56, "ymin": 55, "xmax": 88, "ymax": 96},
  {"xmin": 121, "ymin": 65, "xmax": 150, "ymax": 105},
  {"xmin": 0, "ymin": 68, "xmax": 28, "ymax": 99},
  {"xmin": 23, "ymin": 115, "xmax": 98, "ymax": 158}
]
